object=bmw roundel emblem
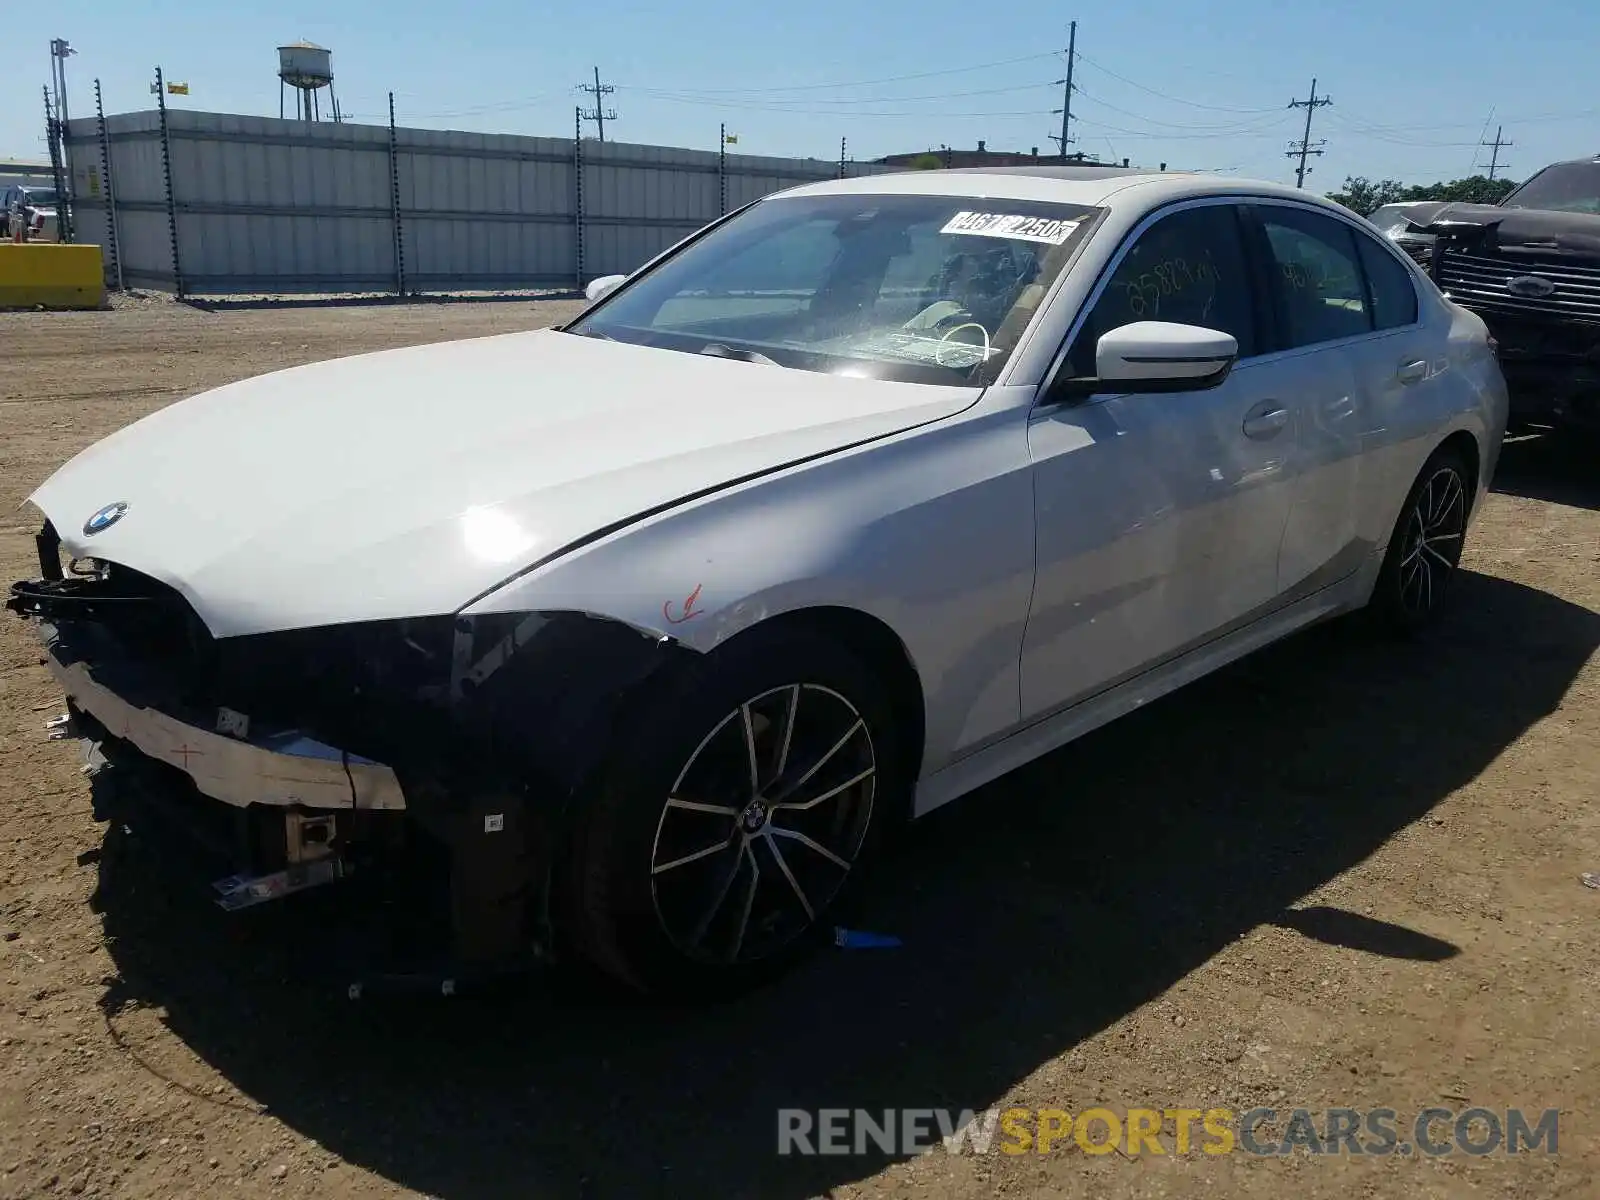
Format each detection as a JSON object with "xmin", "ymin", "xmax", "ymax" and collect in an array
[{"xmin": 82, "ymin": 502, "xmax": 128, "ymax": 536}]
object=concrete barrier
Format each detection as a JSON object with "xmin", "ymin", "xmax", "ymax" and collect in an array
[{"xmin": 0, "ymin": 244, "xmax": 105, "ymax": 309}]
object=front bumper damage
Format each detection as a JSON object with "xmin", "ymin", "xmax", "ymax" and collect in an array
[
  {"xmin": 1404, "ymin": 204, "xmax": 1600, "ymax": 433},
  {"xmin": 1469, "ymin": 315, "xmax": 1600, "ymax": 432},
  {"xmin": 43, "ymin": 632, "xmax": 407, "ymax": 813},
  {"xmin": 8, "ymin": 524, "xmax": 694, "ymax": 992}
]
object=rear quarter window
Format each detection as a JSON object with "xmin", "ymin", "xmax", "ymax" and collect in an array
[{"xmin": 1355, "ymin": 232, "xmax": 1420, "ymax": 330}]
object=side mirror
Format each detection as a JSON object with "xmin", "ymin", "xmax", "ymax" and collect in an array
[
  {"xmin": 1093, "ymin": 321, "xmax": 1238, "ymax": 392},
  {"xmin": 584, "ymin": 274, "xmax": 627, "ymax": 303}
]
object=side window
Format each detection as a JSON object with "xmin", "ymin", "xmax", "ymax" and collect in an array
[
  {"xmin": 1258, "ymin": 207, "xmax": 1372, "ymax": 347},
  {"xmin": 1355, "ymin": 231, "xmax": 1420, "ymax": 330},
  {"xmin": 1071, "ymin": 204, "xmax": 1257, "ymax": 372}
]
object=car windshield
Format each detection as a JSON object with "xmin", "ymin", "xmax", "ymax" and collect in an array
[
  {"xmin": 1502, "ymin": 162, "xmax": 1600, "ymax": 214},
  {"xmin": 566, "ymin": 193, "xmax": 1104, "ymax": 385},
  {"xmin": 22, "ymin": 189, "xmax": 57, "ymax": 206}
]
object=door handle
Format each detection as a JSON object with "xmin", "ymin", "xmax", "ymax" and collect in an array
[
  {"xmin": 1396, "ymin": 359, "xmax": 1428, "ymax": 386},
  {"xmin": 1242, "ymin": 402, "xmax": 1290, "ymax": 440}
]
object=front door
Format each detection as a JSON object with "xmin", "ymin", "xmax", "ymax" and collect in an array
[{"xmin": 1021, "ymin": 200, "xmax": 1299, "ymax": 719}]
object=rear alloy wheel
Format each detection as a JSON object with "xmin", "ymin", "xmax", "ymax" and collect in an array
[
  {"xmin": 1370, "ymin": 446, "xmax": 1471, "ymax": 634},
  {"xmin": 563, "ymin": 628, "xmax": 902, "ymax": 996}
]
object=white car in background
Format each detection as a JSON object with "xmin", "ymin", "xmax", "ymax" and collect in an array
[
  {"xmin": 1, "ymin": 184, "xmax": 59, "ymax": 241},
  {"xmin": 9, "ymin": 167, "xmax": 1507, "ymax": 998}
]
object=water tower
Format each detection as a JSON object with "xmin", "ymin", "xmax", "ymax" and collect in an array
[{"xmin": 278, "ymin": 41, "xmax": 340, "ymax": 122}]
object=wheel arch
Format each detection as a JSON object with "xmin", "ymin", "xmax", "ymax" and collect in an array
[
  {"xmin": 1437, "ymin": 428, "xmax": 1482, "ymax": 499},
  {"xmin": 720, "ymin": 604, "xmax": 928, "ymax": 802}
]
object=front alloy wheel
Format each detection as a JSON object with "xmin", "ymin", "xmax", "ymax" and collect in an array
[
  {"xmin": 564, "ymin": 627, "xmax": 901, "ymax": 995},
  {"xmin": 650, "ymin": 684, "xmax": 876, "ymax": 965}
]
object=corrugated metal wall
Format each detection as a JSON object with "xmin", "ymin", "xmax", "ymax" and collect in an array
[{"xmin": 63, "ymin": 108, "xmax": 896, "ymax": 296}]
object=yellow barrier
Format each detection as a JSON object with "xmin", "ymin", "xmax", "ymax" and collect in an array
[{"xmin": 0, "ymin": 243, "xmax": 105, "ymax": 309}]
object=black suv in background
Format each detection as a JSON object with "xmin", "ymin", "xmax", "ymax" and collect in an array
[{"xmin": 1371, "ymin": 157, "xmax": 1600, "ymax": 436}]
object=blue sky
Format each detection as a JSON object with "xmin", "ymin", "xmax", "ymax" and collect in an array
[{"xmin": 5, "ymin": 0, "xmax": 1599, "ymax": 192}]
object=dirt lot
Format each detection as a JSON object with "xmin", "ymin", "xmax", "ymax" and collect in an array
[{"xmin": 0, "ymin": 297, "xmax": 1596, "ymax": 1200}]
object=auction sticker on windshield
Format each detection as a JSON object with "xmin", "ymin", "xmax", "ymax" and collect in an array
[{"xmin": 941, "ymin": 211, "xmax": 1081, "ymax": 245}]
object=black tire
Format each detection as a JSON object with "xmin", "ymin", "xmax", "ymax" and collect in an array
[
  {"xmin": 1367, "ymin": 444, "xmax": 1473, "ymax": 635},
  {"xmin": 561, "ymin": 625, "xmax": 904, "ymax": 997}
]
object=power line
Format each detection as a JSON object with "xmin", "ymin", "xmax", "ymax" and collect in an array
[
  {"xmin": 1287, "ymin": 77, "xmax": 1332, "ymax": 188},
  {"xmin": 1336, "ymin": 105, "xmax": 1600, "ymax": 133},
  {"xmin": 626, "ymin": 91, "xmax": 1054, "ymax": 118},
  {"xmin": 1480, "ymin": 124, "xmax": 1513, "ymax": 180},
  {"xmin": 617, "ymin": 52, "xmax": 1061, "ymax": 96},
  {"xmin": 1074, "ymin": 84, "xmax": 1298, "ymax": 133},
  {"xmin": 1073, "ymin": 114, "xmax": 1293, "ymax": 140},
  {"xmin": 1072, "ymin": 51, "xmax": 1282, "ymax": 114},
  {"xmin": 579, "ymin": 66, "xmax": 617, "ymax": 142},
  {"xmin": 625, "ymin": 80, "xmax": 1058, "ymax": 107},
  {"xmin": 1469, "ymin": 106, "xmax": 1497, "ymax": 175},
  {"xmin": 1324, "ymin": 110, "xmax": 1481, "ymax": 148}
]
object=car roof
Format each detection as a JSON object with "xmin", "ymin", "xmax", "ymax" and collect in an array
[
  {"xmin": 778, "ymin": 167, "xmax": 1347, "ymax": 215},
  {"xmin": 1529, "ymin": 155, "xmax": 1600, "ymax": 170}
]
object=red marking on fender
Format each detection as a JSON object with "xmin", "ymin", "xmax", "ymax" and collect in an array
[{"xmin": 663, "ymin": 583, "xmax": 705, "ymax": 625}]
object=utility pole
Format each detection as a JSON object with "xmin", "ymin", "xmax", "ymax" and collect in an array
[
  {"xmin": 1481, "ymin": 125, "xmax": 1513, "ymax": 180},
  {"xmin": 48, "ymin": 38, "xmax": 76, "ymax": 241},
  {"xmin": 44, "ymin": 88, "xmax": 67, "ymax": 242},
  {"xmin": 1049, "ymin": 21, "xmax": 1077, "ymax": 161},
  {"xmin": 49, "ymin": 39, "xmax": 74, "ymax": 130},
  {"xmin": 719, "ymin": 122, "xmax": 728, "ymax": 214},
  {"xmin": 579, "ymin": 66, "xmax": 617, "ymax": 142},
  {"xmin": 1286, "ymin": 77, "xmax": 1331, "ymax": 189},
  {"xmin": 839, "ymin": 136, "xmax": 847, "ymax": 179}
]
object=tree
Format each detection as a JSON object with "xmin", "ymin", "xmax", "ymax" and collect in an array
[
  {"xmin": 1406, "ymin": 176, "xmax": 1518, "ymax": 205},
  {"xmin": 1326, "ymin": 177, "xmax": 1408, "ymax": 216},
  {"xmin": 1327, "ymin": 173, "xmax": 1519, "ymax": 215},
  {"xmin": 906, "ymin": 153, "xmax": 945, "ymax": 171}
]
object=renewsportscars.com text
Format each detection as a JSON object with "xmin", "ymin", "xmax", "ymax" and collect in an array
[{"xmin": 777, "ymin": 1106, "xmax": 1560, "ymax": 1158}]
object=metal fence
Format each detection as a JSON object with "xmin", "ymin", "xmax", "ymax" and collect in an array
[{"xmin": 62, "ymin": 105, "xmax": 896, "ymax": 297}]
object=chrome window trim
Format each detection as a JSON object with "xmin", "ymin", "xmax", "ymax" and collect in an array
[{"xmin": 1035, "ymin": 192, "xmax": 1434, "ymax": 403}]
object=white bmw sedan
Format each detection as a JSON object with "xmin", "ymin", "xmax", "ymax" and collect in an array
[{"xmin": 9, "ymin": 167, "xmax": 1506, "ymax": 996}]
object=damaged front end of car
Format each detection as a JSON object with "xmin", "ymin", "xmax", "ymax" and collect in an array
[
  {"xmin": 1396, "ymin": 201, "xmax": 1600, "ymax": 434},
  {"xmin": 7, "ymin": 519, "xmax": 696, "ymax": 993}
]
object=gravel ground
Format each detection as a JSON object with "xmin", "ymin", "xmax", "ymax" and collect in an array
[{"xmin": 0, "ymin": 298, "xmax": 1596, "ymax": 1200}]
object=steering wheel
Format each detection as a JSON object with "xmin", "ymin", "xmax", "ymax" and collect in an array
[{"xmin": 935, "ymin": 321, "xmax": 991, "ymax": 367}]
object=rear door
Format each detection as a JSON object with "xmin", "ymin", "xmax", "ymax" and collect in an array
[{"xmin": 1248, "ymin": 201, "xmax": 1436, "ymax": 594}]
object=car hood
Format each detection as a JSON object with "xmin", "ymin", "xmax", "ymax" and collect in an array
[
  {"xmin": 28, "ymin": 328, "xmax": 976, "ymax": 638},
  {"xmin": 1403, "ymin": 201, "xmax": 1600, "ymax": 259}
]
